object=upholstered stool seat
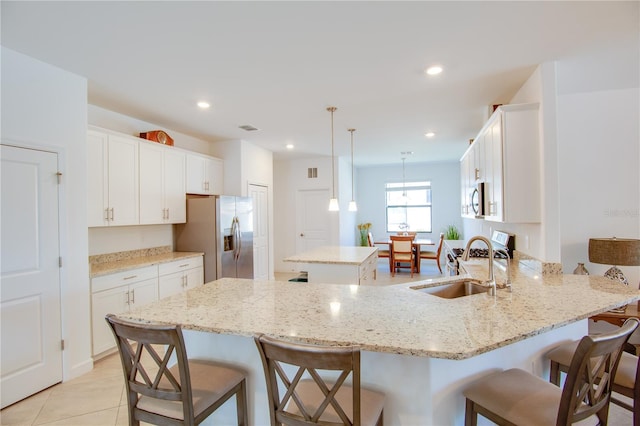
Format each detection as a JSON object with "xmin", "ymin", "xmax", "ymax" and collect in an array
[
  {"xmin": 547, "ymin": 338, "xmax": 640, "ymax": 424},
  {"xmin": 463, "ymin": 318, "xmax": 639, "ymax": 426}
]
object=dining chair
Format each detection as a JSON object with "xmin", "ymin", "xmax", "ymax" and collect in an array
[
  {"xmin": 419, "ymin": 233, "xmax": 444, "ymax": 274},
  {"xmin": 547, "ymin": 333, "xmax": 640, "ymax": 425},
  {"xmin": 395, "ymin": 231, "xmax": 417, "ymax": 240},
  {"xmin": 106, "ymin": 314, "xmax": 248, "ymax": 426},
  {"xmin": 463, "ymin": 318, "xmax": 639, "ymax": 426},
  {"xmin": 369, "ymin": 232, "xmax": 391, "ymax": 267},
  {"xmin": 254, "ymin": 333, "xmax": 385, "ymax": 426},
  {"xmin": 389, "ymin": 235, "xmax": 416, "ymax": 277}
]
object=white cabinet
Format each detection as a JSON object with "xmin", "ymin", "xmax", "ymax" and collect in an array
[
  {"xmin": 460, "ymin": 103, "xmax": 540, "ymax": 223},
  {"xmin": 139, "ymin": 141, "xmax": 186, "ymax": 224},
  {"xmin": 158, "ymin": 256, "xmax": 204, "ymax": 299},
  {"xmin": 90, "ymin": 266, "xmax": 158, "ymax": 356},
  {"xmin": 87, "ymin": 130, "xmax": 139, "ymax": 227},
  {"xmin": 186, "ymin": 153, "xmax": 224, "ymax": 195}
]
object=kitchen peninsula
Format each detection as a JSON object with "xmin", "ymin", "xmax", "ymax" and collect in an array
[
  {"xmin": 283, "ymin": 245, "xmax": 377, "ymax": 284},
  {"xmin": 120, "ymin": 259, "xmax": 640, "ymax": 425}
]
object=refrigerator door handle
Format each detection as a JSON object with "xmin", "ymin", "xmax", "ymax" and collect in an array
[{"xmin": 235, "ymin": 216, "xmax": 242, "ymax": 261}]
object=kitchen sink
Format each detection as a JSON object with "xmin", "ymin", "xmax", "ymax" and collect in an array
[{"xmin": 410, "ymin": 279, "xmax": 489, "ymax": 299}]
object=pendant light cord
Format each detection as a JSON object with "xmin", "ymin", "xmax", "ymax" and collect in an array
[
  {"xmin": 349, "ymin": 128, "xmax": 355, "ymax": 201},
  {"xmin": 328, "ymin": 106, "xmax": 337, "ymax": 199}
]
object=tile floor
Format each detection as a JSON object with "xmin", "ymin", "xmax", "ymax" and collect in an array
[{"xmin": 1, "ymin": 259, "xmax": 633, "ymax": 425}]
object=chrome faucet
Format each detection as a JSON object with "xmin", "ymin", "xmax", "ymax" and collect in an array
[
  {"xmin": 493, "ymin": 248, "xmax": 512, "ymax": 292},
  {"xmin": 462, "ymin": 236, "xmax": 496, "ymax": 296}
]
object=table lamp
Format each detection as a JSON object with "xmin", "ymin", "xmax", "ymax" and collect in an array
[{"xmin": 588, "ymin": 237, "xmax": 640, "ymax": 286}]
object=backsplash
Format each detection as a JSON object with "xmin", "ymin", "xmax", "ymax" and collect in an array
[
  {"xmin": 89, "ymin": 245, "xmax": 172, "ymax": 265},
  {"xmin": 514, "ymin": 251, "xmax": 562, "ymax": 275}
]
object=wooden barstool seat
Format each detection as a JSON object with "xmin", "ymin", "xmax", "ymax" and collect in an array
[
  {"xmin": 463, "ymin": 318, "xmax": 639, "ymax": 426},
  {"xmin": 254, "ymin": 333, "xmax": 385, "ymax": 426},
  {"xmin": 106, "ymin": 314, "xmax": 248, "ymax": 426},
  {"xmin": 547, "ymin": 337, "xmax": 640, "ymax": 425}
]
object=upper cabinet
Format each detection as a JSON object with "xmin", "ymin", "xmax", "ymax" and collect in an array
[
  {"xmin": 186, "ymin": 153, "xmax": 224, "ymax": 195},
  {"xmin": 139, "ymin": 141, "xmax": 186, "ymax": 224},
  {"xmin": 89, "ymin": 127, "xmax": 224, "ymax": 227},
  {"xmin": 87, "ymin": 130, "xmax": 139, "ymax": 227},
  {"xmin": 461, "ymin": 103, "xmax": 540, "ymax": 223}
]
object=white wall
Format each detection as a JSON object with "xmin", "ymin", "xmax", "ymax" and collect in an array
[
  {"xmin": 357, "ymin": 161, "xmax": 461, "ymax": 241},
  {"xmin": 1, "ymin": 47, "xmax": 92, "ymax": 380},
  {"xmin": 338, "ymin": 156, "xmax": 357, "ymax": 246},
  {"xmin": 555, "ymin": 40, "xmax": 639, "ymax": 284},
  {"xmin": 273, "ymin": 156, "xmax": 337, "ymax": 272}
]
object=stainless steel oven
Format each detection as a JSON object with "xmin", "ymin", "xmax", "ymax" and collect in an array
[{"xmin": 447, "ymin": 231, "xmax": 515, "ymax": 275}]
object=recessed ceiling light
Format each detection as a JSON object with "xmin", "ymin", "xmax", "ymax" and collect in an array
[
  {"xmin": 197, "ymin": 101, "xmax": 210, "ymax": 109},
  {"xmin": 425, "ymin": 132, "xmax": 435, "ymax": 138},
  {"xmin": 426, "ymin": 66, "xmax": 443, "ymax": 76},
  {"xmin": 286, "ymin": 144, "xmax": 294, "ymax": 150}
]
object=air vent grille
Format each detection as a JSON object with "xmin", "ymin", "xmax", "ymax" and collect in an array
[
  {"xmin": 238, "ymin": 124, "xmax": 259, "ymax": 131},
  {"xmin": 307, "ymin": 168, "xmax": 318, "ymax": 179}
]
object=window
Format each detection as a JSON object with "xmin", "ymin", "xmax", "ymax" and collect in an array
[{"xmin": 385, "ymin": 181, "xmax": 432, "ymax": 233}]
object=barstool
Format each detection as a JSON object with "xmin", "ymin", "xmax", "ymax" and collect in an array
[
  {"xmin": 547, "ymin": 336, "xmax": 640, "ymax": 425},
  {"xmin": 106, "ymin": 314, "xmax": 248, "ymax": 425},
  {"xmin": 254, "ymin": 334, "xmax": 385, "ymax": 425},
  {"xmin": 463, "ymin": 318, "xmax": 638, "ymax": 426}
]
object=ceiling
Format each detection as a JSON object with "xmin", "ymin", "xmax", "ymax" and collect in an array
[{"xmin": 1, "ymin": 1, "xmax": 637, "ymax": 166}]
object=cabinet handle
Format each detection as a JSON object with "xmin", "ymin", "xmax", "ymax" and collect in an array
[
  {"xmin": 179, "ymin": 264, "xmax": 189, "ymax": 268},
  {"xmin": 125, "ymin": 291, "xmax": 130, "ymax": 305},
  {"xmin": 204, "ymin": 181, "xmax": 209, "ymax": 191},
  {"xmin": 182, "ymin": 275, "xmax": 187, "ymax": 287},
  {"xmin": 123, "ymin": 275, "xmax": 137, "ymax": 280},
  {"xmin": 110, "ymin": 208, "xmax": 115, "ymax": 221},
  {"xmin": 130, "ymin": 289, "xmax": 135, "ymax": 304},
  {"xmin": 166, "ymin": 208, "xmax": 169, "ymax": 219},
  {"xmin": 474, "ymin": 168, "xmax": 480, "ymax": 180},
  {"xmin": 104, "ymin": 208, "xmax": 109, "ymax": 221}
]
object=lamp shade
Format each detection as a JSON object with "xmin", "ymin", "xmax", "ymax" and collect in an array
[{"xmin": 588, "ymin": 238, "xmax": 640, "ymax": 266}]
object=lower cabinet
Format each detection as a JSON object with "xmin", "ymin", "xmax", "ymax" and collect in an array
[
  {"xmin": 90, "ymin": 255, "xmax": 204, "ymax": 358},
  {"xmin": 158, "ymin": 257, "xmax": 204, "ymax": 299},
  {"xmin": 91, "ymin": 266, "xmax": 158, "ymax": 357}
]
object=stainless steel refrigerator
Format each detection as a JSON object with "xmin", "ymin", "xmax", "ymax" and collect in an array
[{"xmin": 175, "ymin": 195, "xmax": 254, "ymax": 282}]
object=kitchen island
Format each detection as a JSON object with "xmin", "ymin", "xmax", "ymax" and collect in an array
[
  {"xmin": 283, "ymin": 245, "xmax": 378, "ymax": 284},
  {"xmin": 119, "ymin": 258, "xmax": 639, "ymax": 425}
]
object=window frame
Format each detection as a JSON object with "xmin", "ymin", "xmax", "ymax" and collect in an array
[{"xmin": 385, "ymin": 180, "xmax": 432, "ymax": 233}]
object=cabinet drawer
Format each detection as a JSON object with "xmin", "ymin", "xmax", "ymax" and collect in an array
[
  {"xmin": 92, "ymin": 265, "xmax": 157, "ymax": 293},
  {"xmin": 158, "ymin": 256, "xmax": 203, "ymax": 276}
]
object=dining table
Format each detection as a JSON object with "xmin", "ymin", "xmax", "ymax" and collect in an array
[{"xmin": 374, "ymin": 238, "xmax": 435, "ymax": 273}]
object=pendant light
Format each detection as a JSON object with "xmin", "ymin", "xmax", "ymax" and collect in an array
[
  {"xmin": 348, "ymin": 128, "xmax": 357, "ymax": 212},
  {"xmin": 327, "ymin": 106, "xmax": 339, "ymax": 211}
]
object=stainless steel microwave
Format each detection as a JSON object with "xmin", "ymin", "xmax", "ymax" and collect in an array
[{"xmin": 470, "ymin": 182, "xmax": 485, "ymax": 217}]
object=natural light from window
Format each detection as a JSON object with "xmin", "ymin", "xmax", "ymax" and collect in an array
[{"xmin": 385, "ymin": 181, "xmax": 432, "ymax": 233}]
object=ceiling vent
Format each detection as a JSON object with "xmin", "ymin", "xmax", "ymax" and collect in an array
[
  {"xmin": 238, "ymin": 124, "xmax": 259, "ymax": 131},
  {"xmin": 307, "ymin": 168, "xmax": 318, "ymax": 179}
]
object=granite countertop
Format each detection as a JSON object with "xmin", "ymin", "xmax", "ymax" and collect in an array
[
  {"xmin": 90, "ymin": 252, "xmax": 204, "ymax": 277},
  {"xmin": 283, "ymin": 246, "xmax": 378, "ymax": 265},
  {"xmin": 120, "ymin": 257, "xmax": 640, "ymax": 360}
]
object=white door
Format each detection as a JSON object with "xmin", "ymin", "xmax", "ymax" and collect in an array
[
  {"xmin": 296, "ymin": 189, "xmax": 330, "ymax": 253},
  {"xmin": 249, "ymin": 184, "xmax": 269, "ymax": 280},
  {"xmin": 1, "ymin": 145, "xmax": 62, "ymax": 408}
]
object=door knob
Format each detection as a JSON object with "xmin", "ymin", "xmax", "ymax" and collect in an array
[{"xmin": 300, "ymin": 233, "xmax": 304, "ymax": 237}]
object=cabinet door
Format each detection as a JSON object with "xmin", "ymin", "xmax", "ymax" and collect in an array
[
  {"xmin": 139, "ymin": 142, "xmax": 165, "ymax": 224},
  {"xmin": 87, "ymin": 131, "xmax": 109, "ymax": 227},
  {"xmin": 185, "ymin": 266, "xmax": 204, "ymax": 290},
  {"xmin": 107, "ymin": 135, "xmax": 139, "ymax": 226},
  {"xmin": 91, "ymin": 286, "xmax": 127, "ymax": 355},
  {"xmin": 489, "ymin": 117, "xmax": 504, "ymax": 221},
  {"xmin": 186, "ymin": 154, "xmax": 207, "ymax": 194},
  {"xmin": 163, "ymin": 150, "xmax": 186, "ymax": 223},
  {"xmin": 129, "ymin": 278, "xmax": 159, "ymax": 309},
  {"xmin": 158, "ymin": 271, "xmax": 185, "ymax": 299},
  {"xmin": 205, "ymin": 157, "xmax": 224, "ymax": 195}
]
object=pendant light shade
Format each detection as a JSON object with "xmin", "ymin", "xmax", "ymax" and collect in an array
[
  {"xmin": 327, "ymin": 106, "xmax": 339, "ymax": 211},
  {"xmin": 348, "ymin": 128, "xmax": 357, "ymax": 212}
]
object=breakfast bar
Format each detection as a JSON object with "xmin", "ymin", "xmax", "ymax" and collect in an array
[{"xmin": 120, "ymin": 258, "xmax": 640, "ymax": 425}]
